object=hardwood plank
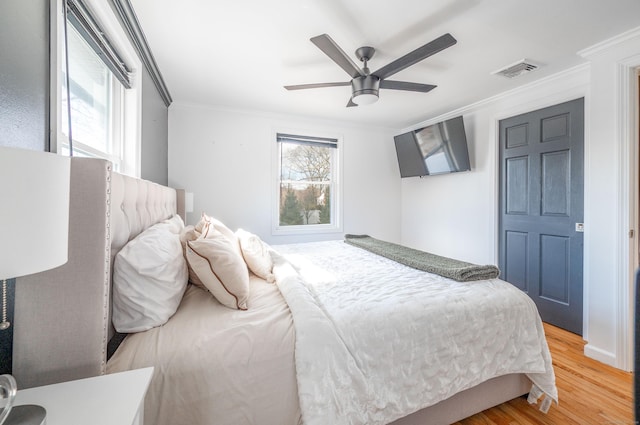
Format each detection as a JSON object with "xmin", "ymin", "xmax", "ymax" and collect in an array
[{"xmin": 454, "ymin": 323, "xmax": 634, "ymax": 425}]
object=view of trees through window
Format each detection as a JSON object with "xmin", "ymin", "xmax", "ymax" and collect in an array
[{"xmin": 279, "ymin": 139, "xmax": 334, "ymax": 226}]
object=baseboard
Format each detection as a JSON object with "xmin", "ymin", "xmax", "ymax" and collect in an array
[{"xmin": 584, "ymin": 343, "xmax": 617, "ymax": 367}]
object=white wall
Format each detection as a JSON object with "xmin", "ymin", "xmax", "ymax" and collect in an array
[
  {"xmin": 168, "ymin": 102, "xmax": 401, "ymax": 245},
  {"xmin": 400, "ymin": 66, "xmax": 589, "ymax": 265},
  {"xmin": 400, "ymin": 27, "xmax": 640, "ymax": 370}
]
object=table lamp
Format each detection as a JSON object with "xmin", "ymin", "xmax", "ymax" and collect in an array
[{"xmin": 0, "ymin": 147, "xmax": 71, "ymax": 425}]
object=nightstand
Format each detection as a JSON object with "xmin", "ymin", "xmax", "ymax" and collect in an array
[{"xmin": 12, "ymin": 367, "xmax": 153, "ymax": 425}]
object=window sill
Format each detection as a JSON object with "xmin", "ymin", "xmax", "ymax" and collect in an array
[{"xmin": 272, "ymin": 224, "xmax": 342, "ymax": 236}]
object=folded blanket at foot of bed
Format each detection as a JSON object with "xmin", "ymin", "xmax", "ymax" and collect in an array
[{"xmin": 344, "ymin": 234, "xmax": 500, "ymax": 282}]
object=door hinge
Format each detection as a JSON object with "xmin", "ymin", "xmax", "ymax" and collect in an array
[{"xmin": 630, "ymin": 229, "xmax": 635, "ymax": 238}]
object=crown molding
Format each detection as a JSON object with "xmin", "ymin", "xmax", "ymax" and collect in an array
[
  {"xmin": 578, "ymin": 26, "xmax": 640, "ymax": 58},
  {"xmin": 403, "ymin": 63, "xmax": 589, "ymax": 132}
]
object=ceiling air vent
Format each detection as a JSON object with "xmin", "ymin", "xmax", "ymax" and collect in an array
[{"xmin": 492, "ymin": 59, "xmax": 539, "ymax": 79}]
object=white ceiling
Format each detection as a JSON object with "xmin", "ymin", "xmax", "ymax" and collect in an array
[{"xmin": 130, "ymin": 0, "xmax": 640, "ymax": 129}]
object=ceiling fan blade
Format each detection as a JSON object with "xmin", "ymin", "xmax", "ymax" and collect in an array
[
  {"xmin": 311, "ymin": 34, "xmax": 364, "ymax": 79},
  {"xmin": 379, "ymin": 80, "xmax": 437, "ymax": 93},
  {"xmin": 373, "ymin": 33, "xmax": 457, "ymax": 80},
  {"xmin": 284, "ymin": 82, "xmax": 351, "ymax": 90},
  {"xmin": 346, "ymin": 98, "xmax": 358, "ymax": 107}
]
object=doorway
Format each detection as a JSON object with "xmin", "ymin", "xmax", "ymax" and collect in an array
[{"xmin": 498, "ymin": 98, "xmax": 585, "ymax": 335}]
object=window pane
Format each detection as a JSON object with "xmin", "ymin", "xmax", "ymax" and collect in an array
[
  {"xmin": 277, "ymin": 137, "xmax": 337, "ymax": 230},
  {"xmin": 280, "ymin": 183, "xmax": 331, "ymax": 225},
  {"xmin": 62, "ymin": 24, "xmax": 114, "ymax": 154},
  {"xmin": 280, "ymin": 143, "xmax": 332, "ymax": 183}
]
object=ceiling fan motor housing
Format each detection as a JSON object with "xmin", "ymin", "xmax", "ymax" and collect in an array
[{"xmin": 352, "ymin": 75, "xmax": 380, "ymax": 97}]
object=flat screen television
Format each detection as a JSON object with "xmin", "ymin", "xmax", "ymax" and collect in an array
[{"xmin": 394, "ymin": 115, "xmax": 471, "ymax": 178}]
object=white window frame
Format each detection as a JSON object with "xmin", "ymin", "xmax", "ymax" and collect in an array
[
  {"xmin": 272, "ymin": 129, "xmax": 343, "ymax": 236},
  {"xmin": 50, "ymin": 0, "xmax": 142, "ymax": 177}
]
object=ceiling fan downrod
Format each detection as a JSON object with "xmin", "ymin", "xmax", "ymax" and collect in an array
[{"xmin": 355, "ymin": 46, "xmax": 375, "ymax": 75}]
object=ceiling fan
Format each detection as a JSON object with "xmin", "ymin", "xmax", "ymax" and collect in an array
[{"xmin": 284, "ymin": 33, "xmax": 457, "ymax": 107}]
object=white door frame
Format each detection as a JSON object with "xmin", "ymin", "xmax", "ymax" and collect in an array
[{"xmin": 618, "ymin": 56, "xmax": 640, "ymax": 372}]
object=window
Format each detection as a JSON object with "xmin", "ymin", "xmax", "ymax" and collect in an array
[
  {"xmin": 274, "ymin": 133, "xmax": 341, "ymax": 235},
  {"xmin": 61, "ymin": 23, "xmax": 124, "ymax": 168},
  {"xmin": 55, "ymin": 0, "xmax": 140, "ymax": 176}
]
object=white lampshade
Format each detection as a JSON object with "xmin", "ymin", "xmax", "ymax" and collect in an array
[{"xmin": 0, "ymin": 147, "xmax": 71, "ymax": 280}]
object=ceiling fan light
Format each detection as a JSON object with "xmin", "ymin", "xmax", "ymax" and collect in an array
[
  {"xmin": 351, "ymin": 75, "xmax": 380, "ymax": 105},
  {"xmin": 352, "ymin": 93, "xmax": 378, "ymax": 105}
]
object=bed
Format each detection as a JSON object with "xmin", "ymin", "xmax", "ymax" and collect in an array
[{"xmin": 13, "ymin": 157, "xmax": 557, "ymax": 425}]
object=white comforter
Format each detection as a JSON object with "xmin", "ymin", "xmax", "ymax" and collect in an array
[{"xmin": 272, "ymin": 240, "xmax": 557, "ymax": 425}]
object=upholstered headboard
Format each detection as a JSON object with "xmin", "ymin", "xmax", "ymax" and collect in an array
[{"xmin": 14, "ymin": 158, "xmax": 184, "ymax": 388}]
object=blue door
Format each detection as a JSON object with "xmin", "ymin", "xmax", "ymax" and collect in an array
[{"xmin": 499, "ymin": 98, "xmax": 584, "ymax": 335}]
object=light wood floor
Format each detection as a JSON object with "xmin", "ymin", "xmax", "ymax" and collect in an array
[{"xmin": 455, "ymin": 323, "xmax": 634, "ymax": 425}]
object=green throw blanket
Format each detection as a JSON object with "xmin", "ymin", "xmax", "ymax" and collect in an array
[{"xmin": 344, "ymin": 234, "xmax": 500, "ymax": 282}]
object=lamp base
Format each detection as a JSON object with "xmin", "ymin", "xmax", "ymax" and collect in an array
[{"xmin": 4, "ymin": 405, "xmax": 46, "ymax": 425}]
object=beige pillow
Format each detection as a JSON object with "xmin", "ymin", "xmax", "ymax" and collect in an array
[
  {"xmin": 236, "ymin": 229, "xmax": 275, "ymax": 283},
  {"xmin": 186, "ymin": 227, "xmax": 250, "ymax": 310},
  {"xmin": 179, "ymin": 225, "xmax": 204, "ymax": 287},
  {"xmin": 196, "ymin": 212, "xmax": 242, "ymax": 255}
]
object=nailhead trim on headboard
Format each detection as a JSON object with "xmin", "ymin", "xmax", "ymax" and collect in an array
[{"xmin": 100, "ymin": 162, "xmax": 113, "ymax": 374}]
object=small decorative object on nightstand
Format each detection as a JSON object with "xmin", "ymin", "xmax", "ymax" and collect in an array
[{"xmin": 0, "ymin": 147, "xmax": 71, "ymax": 425}]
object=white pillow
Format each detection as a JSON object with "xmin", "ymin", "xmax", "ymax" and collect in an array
[
  {"xmin": 163, "ymin": 214, "xmax": 185, "ymax": 234},
  {"xmin": 236, "ymin": 229, "xmax": 275, "ymax": 283},
  {"xmin": 113, "ymin": 222, "xmax": 188, "ymax": 333},
  {"xmin": 186, "ymin": 227, "xmax": 250, "ymax": 310}
]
